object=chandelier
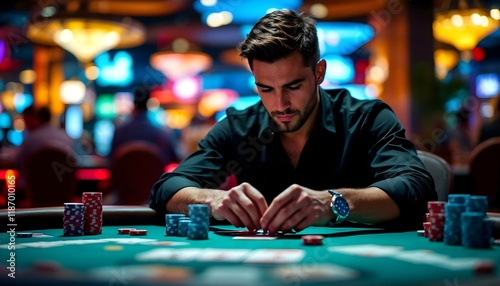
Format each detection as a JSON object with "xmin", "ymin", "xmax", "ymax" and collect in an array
[
  {"xmin": 433, "ymin": 0, "xmax": 499, "ymax": 52},
  {"xmin": 150, "ymin": 51, "xmax": 213, "ymax": 80},
  {"xmin": 27, "ymin": 11, "xmax": 145, "ymax": 65},
  {"xmin": 150, "ymin": 38, "xmax": 213, "ymax": 80}
]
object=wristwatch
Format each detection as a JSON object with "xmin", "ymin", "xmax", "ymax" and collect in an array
[{"xmin": 328, "ymin": 190, "xmax": 350, "ymax": 224}]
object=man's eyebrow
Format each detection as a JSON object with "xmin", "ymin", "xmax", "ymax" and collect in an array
[{"xmin": 255, "ymin": 78, "xmax": 305, "ymax": 89}]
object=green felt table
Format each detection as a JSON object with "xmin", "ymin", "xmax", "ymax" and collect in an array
[{"xmin": 1, "ymin": 221, "xmax": 500, "ymax": 286}]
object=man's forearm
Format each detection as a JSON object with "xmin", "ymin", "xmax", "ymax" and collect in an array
[
  {"xmin": 339, "ymin": 187, "xmax": 400, "ymax": 224},
  {"xmin": 165, "ymin": 187, "xmax": 221, "ymax": 215}
]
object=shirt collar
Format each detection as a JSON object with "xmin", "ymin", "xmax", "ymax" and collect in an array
[
  {"xmin": 257, "ymin": 108, "xmax": 277, "ymax": 143},
  {"xmin": 319, "ymin": 87, "xmax": 337, "ymax": 134}
]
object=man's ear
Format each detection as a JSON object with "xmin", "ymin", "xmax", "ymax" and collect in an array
[{"xmin": 316, "ymin": 59, "xmax": 327, "ymax": 84}]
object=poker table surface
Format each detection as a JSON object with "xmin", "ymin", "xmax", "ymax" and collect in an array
[{"xmin": 1, "ymin": 206, "xmax": 500, "ymax": 286}]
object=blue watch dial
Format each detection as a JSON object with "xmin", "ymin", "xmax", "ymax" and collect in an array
[{"xmin": 335, "ymin": 198, "xmax": 350, "ymax": 216}]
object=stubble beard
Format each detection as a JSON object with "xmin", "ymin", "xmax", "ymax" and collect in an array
[{"xmin": 271, "ymin": 85, "xmax": 318, "ymax": 133}]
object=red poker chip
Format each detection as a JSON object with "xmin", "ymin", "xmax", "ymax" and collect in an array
[
  {"xmin": 130, "ymin": 229, "xmax": 147, "ymax": 236},
  {"xmin": 474, "ymin": 261, "xmax": 496, "ymax": 275},
  {"xmin": 31, "ymin": 260, "xmax": 62, "ymax": 272},
  {"xmin": 118, "ymin": 228, "xmax": 136, "ymax": 234},
  {"xmin": 302, "ymin": 235, "xmax": 324, "ymax": 245}
]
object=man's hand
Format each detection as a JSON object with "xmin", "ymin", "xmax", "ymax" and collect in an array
[
  {"xmin": 260, "ymin": 184, "xmax": 333, "ymax": 234},
  {"xmin": 211, "ymin": 182, "xmax": 268, "ymax": 230}
]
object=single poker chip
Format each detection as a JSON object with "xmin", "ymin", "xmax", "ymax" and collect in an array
[
  {"xmin": 416, "ymin": 230, "xmax": 425, "ymax": 236},
  {"xmin": 118, "ymin": 228, "xmax": 136, "ymax": 234},
  {"xmin": 474, "ymin": 261, "xmax": 496, "ymax": 275},
  {"xmin": 494, "ymin": 239, "xmax": 500, "ymax": 246},
  {"xmin": 31, "ymin": 260, "xmax": 62, "ymax": 272},
  {"xmin": 129, "ymin": 229, "xmax": 148, "ymax": 236},
  {"xmin": 104, "ymin": 245, "xmax": 124, "ymax": 251},
  {"xmin": 16, "ymin": 233, "xmax": 34, "ymax": 238},
  {"xmin": 302, "ymin": 235, "xmax": 324, "ymax": 245}
]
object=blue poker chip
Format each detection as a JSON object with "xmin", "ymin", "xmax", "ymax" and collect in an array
[
  {"xmin": 187, "ymin": 222, "xmax": 208, "ymax": 239},
  {"xmin": 465, "ymin": 196, "xmax": 488, "ymax": 213},
  {"xmin": 16, "ymin": 233, "xmax": 34, "ymax": 238}
]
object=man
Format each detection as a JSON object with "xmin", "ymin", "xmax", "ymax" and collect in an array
[
  {"xmin": 150, "ymin": 9, "xmax": 436, "ymax": 233},
  {"xmin": 477, "ymin": 94, "xmax": 500, "ymax": 144},
  {"xmin": 15, "ymin": 105, "xmax": 76, "ymax": 201},
  {"xmin": 110, "ymin": 85, "xmax": 178, "ymax": 165}
]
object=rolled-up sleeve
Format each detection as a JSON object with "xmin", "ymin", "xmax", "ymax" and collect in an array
[{"xmin": 364, "ymin": 105, "xmax": 437, "ymax": 226}]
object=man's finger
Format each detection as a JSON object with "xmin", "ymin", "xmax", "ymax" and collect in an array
[
  {"xmin": 241, "ymin": 187, "xmax": 268, "ymax": 228},
  {"xmin": 260, "ymin": 190, "xmax": 295, "ymax": 230},
  {"xmin": 216, "ymin": 203, "xmax": 245, "ymax": 227}
]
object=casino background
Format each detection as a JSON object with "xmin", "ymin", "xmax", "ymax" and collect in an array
[
  {"xmin": 0, "ymin": 0, "xmax": 500, "ymax": 207},
  {"xmin": 0, "ymin": 0, "xmax": 499, "ymax": 153}
]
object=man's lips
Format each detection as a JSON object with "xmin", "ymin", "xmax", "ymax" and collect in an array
[{"xmin": 276, "ymin": 114, "xmax": 295, "ymax": 122}]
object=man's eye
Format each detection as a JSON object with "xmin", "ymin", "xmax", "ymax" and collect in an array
[{"xmin": 289, "ymin": 85, "xmax": 300, "ymax": 90}]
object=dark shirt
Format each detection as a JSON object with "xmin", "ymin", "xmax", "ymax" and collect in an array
[
  {"xmin": 478, "ymin": 118, "xmax": 500, "ymax": 144},
  {"xmin": 150, "ymin": 88, "xmax": 436, "ymax": 228}
]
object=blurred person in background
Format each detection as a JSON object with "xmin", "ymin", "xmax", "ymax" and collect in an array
[
  {"xmin": 110, "ymin": 85, "xmax": 179, "ymax": 166},
  {"xmin": 14, "ymin": 105, "xmax": 76, "ymax": 204},
  {"xmin": 477, "ymin": 94, "xmax": 500, "ymax": 145},
  {"xmin": 447, "ymin": 106, "xmax": 474, "ymax": 166}
]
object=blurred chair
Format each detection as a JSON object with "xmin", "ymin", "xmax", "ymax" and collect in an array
[
  {"xmin": 468, "ymin": 137, "xmax": 500, "ymax": 211},
  {"xmin": 24, "ymin": 144, "xmax": 78, "ymax": 207},
  {"xmin": 417, "ymin": 150, "xmax": 453, "ymax": 201},
  {"xmin": 109, "ymin": 141, "xmax": 165, "ymax": 205}
]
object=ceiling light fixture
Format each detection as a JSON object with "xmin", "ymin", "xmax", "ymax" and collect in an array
[
  {"xmin": 433, "ymin": 0, "xmax": 499, "ymax": 52},
  {"xmin": 27, "ymin": 10, "xmax": 145, "ymax": 66},
  {"xmin": 150, "ymin": 38, "xmax": 213, "ymax": 80}
]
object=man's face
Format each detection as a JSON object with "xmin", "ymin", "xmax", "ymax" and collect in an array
[{"xmin": 252, "ymin": 52, "xmax": 325, "ymax": 133}]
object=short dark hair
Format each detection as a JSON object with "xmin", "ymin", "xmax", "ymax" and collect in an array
[
  {"xmin": 238, "ymin": 9, "xmax": 320, "ymax": 70},
  {"xmin": 38, "ymin": 106, "xmax": 51, "ymax": 123},
  {"xmin": 22, "ymin": 105, "xmax": 51, "ymax": 123},
  {"xmin": 22, "ymin": 105, "xmax": 36, "ymax": 117},
  {"xmin": 133, "ymin": 86, "xmax": 150, "ymax": 109}
]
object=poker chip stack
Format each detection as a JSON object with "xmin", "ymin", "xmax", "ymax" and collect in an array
[
  {"xmin": 427, "ymin": 201, "xmax": 446, "ymax": 242},
  {"xmin": 82, "ymin": 192, "xmax": 103, "ymax": 235},
  {"xmin": 425, "ymin": 195, "xmax": 493, "ymax": 249},
  {"xmin": 165, "ymin": 214, "xmax": 186, "ymax": 236},
  {"xmin": 465, "ymin": 195, "xmax": 488, "ymax": 213},
  {"xmin": 63, "ymin": 203, "xmax": 85, "ymax": 236},
  {"xmin": 177, "ymin": 217, "xmax": 192, "ymax": 237},
  {"xmin": 461, "ymin": 195, "xmax": 492, "ymax": 248},
  {"xmin": 442, "ymin": 194, "xmax": 469, "ymax": 245},
  {"xmin": 187, "ymin": 204, "xmax": 210, "ymax": 240},
  {"xmin": 443, "ymin": 202, "xmax": 465, "ymax": 245},
  {"xmin": 448, "ymin": 194, "xmax": 470, "ymax": 204}
]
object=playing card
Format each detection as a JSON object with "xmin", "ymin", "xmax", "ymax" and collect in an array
[
  {"xmin": 197, "ymin": 249, "xmax": 251, "ymax": 262},
  {"xmin": 272, "ymin": 263, "xmax": 359, "ymax": 282},
  {"xmin": 244, "ymin": 249, "xmax": 305, "ymax": 264},
  {"xmin": 328, "ymin": 244, "xmax": 403, "ymax": 257},
  {"xmin": 136, "ymin": 248, "xmax": 204, "ymax": 262}
]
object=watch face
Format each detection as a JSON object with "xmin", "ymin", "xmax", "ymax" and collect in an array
[{"xmin": 335, "ymin": 197, "xmax": 350, "ymax": 217}]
